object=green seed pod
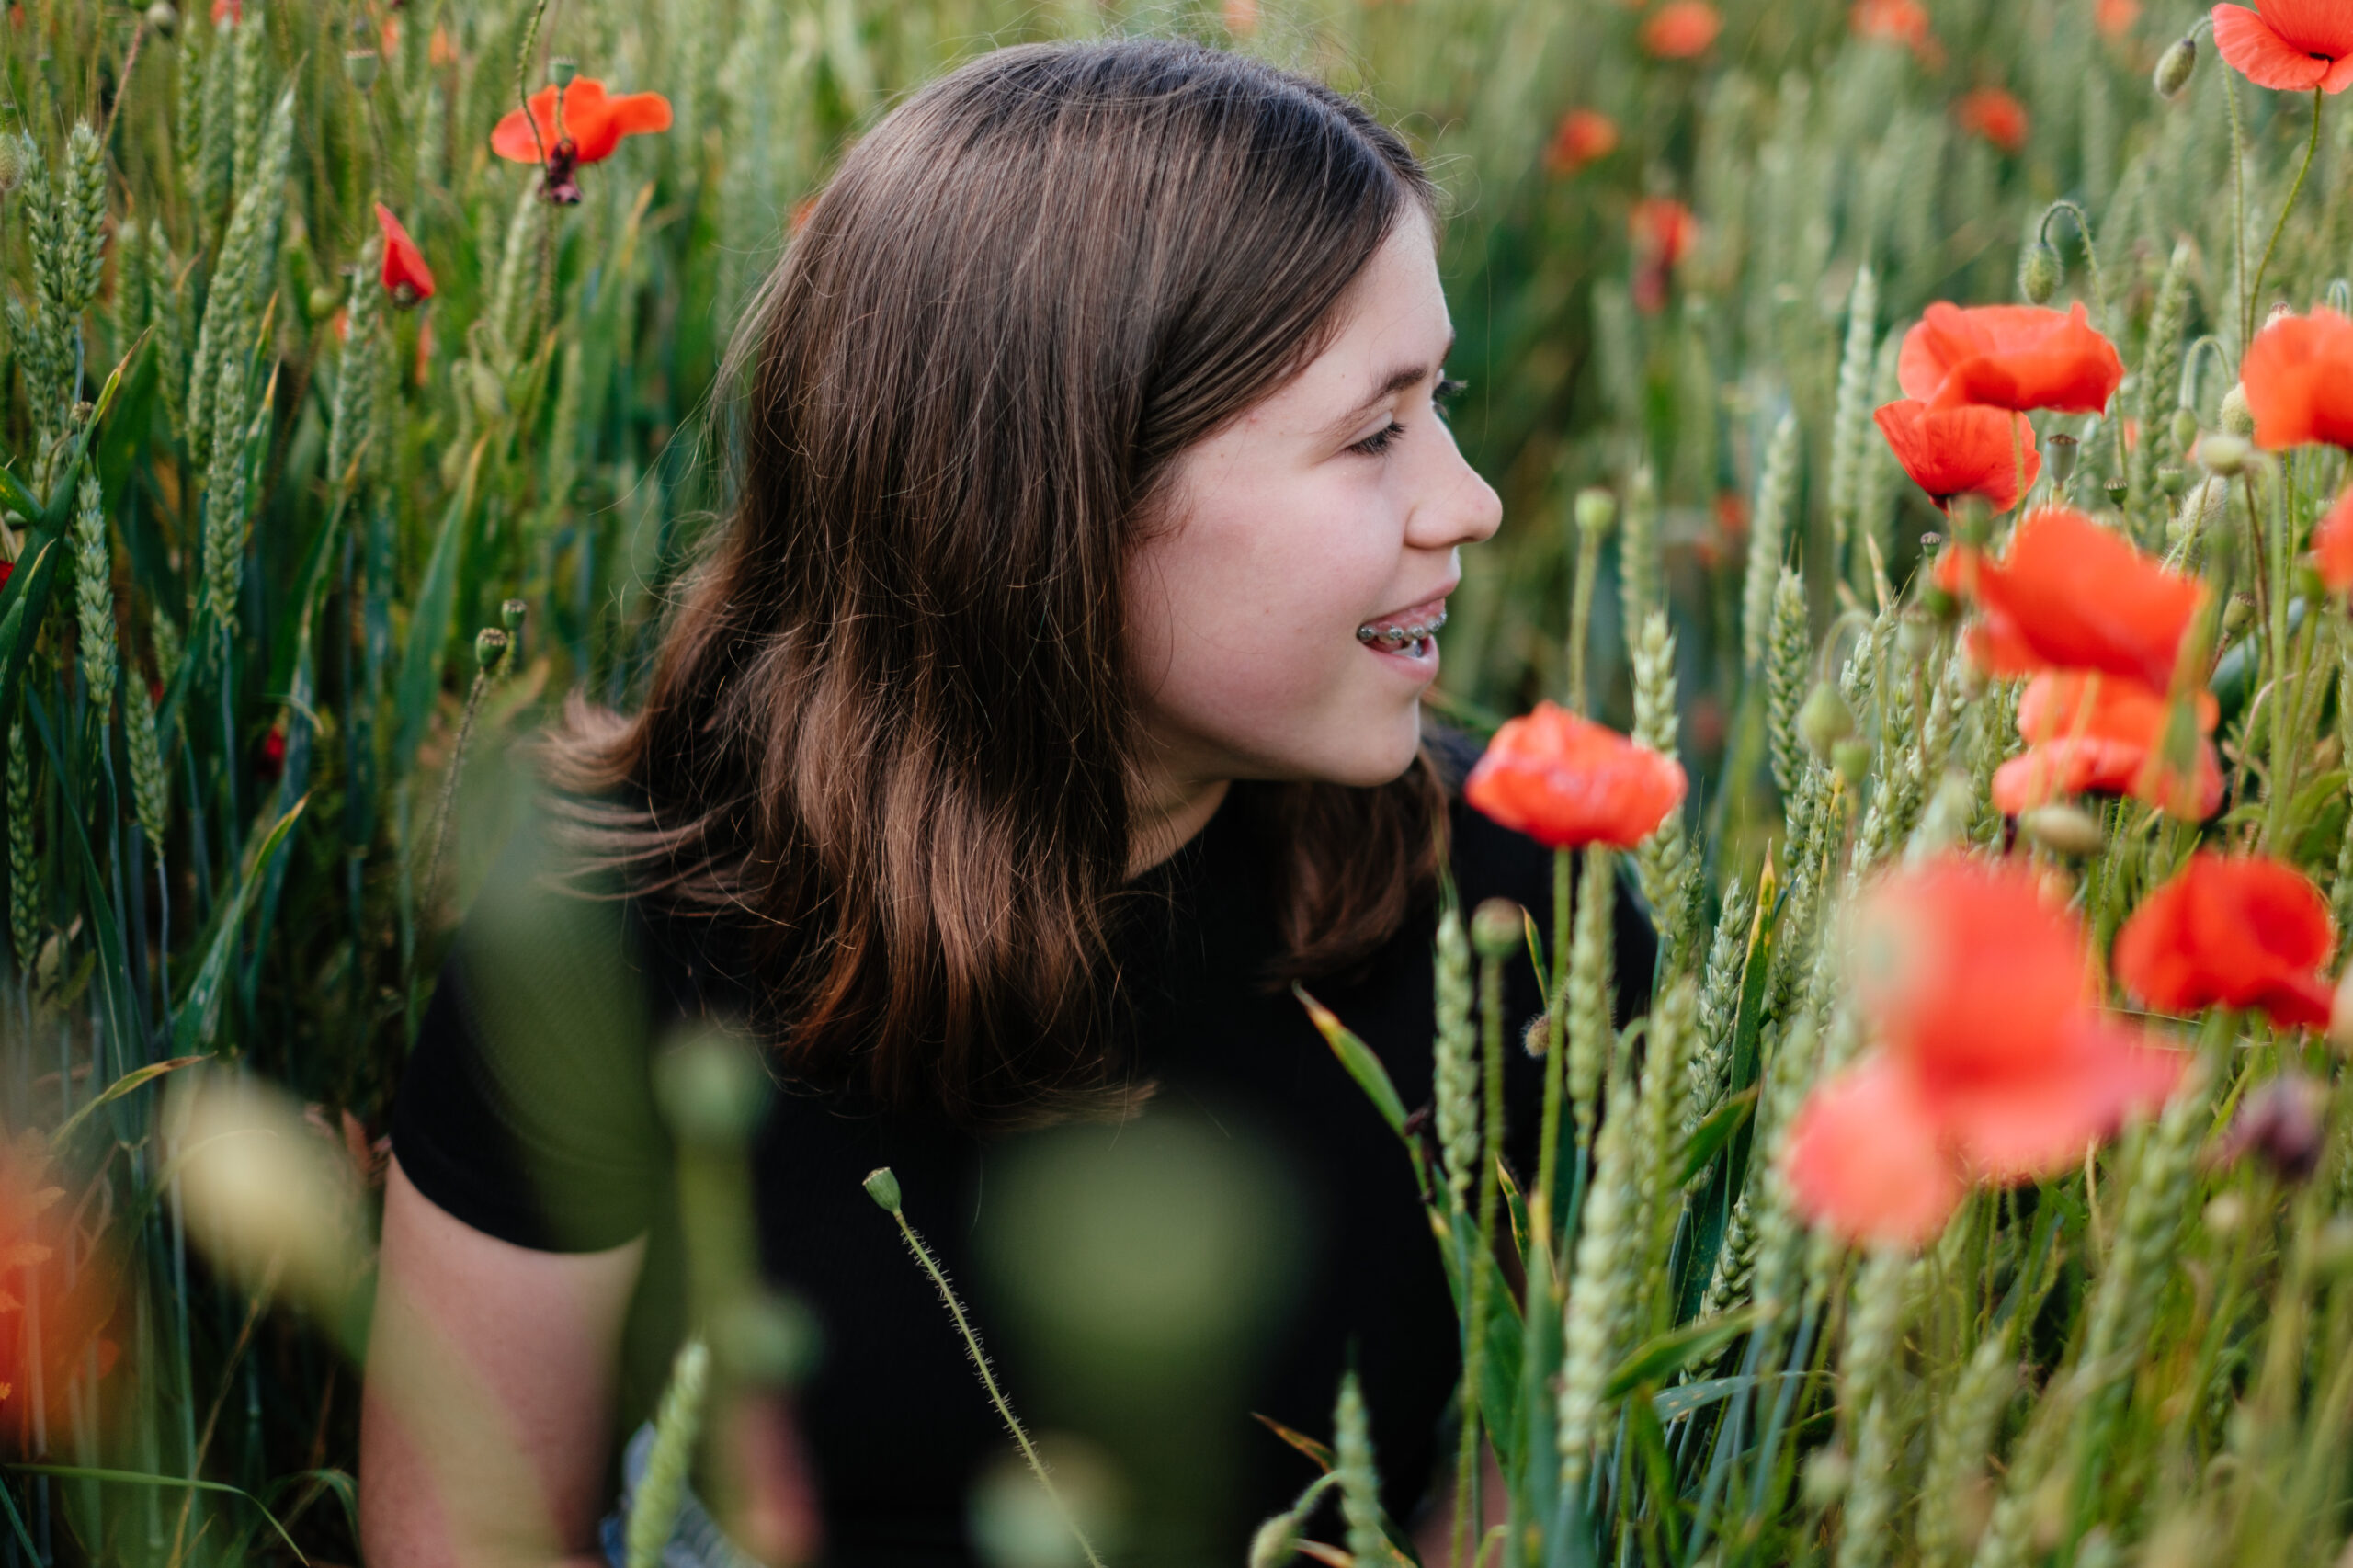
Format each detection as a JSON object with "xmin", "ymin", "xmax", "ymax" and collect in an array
[
  {"xmin": 2103, "ymin": 474, "xmax": 2129, "ymax": 506},
  {"xmin": 2154, "ymin": 34, "xmax": 2198, "ymax": 99},
  {"xmin": 2198, "ymin": 433, "xmax": 2251, "ymax": 477},
  {"xmin": 655, "ymin": 1030, "xmax": 770, "ymax": 1148},
  {"xmin": 144, "ymin": 1, "xmax": 176, "ymax": 35},
  {"xmin": 2156, "ymin": 463, "xmax": 2186, "ymax": 496},
  {"xmin": 1471, "ymin": 897, "xmax": 1523, "ymax": 960},
  {"xmin": 1833, "ymin": 738, "xmax": 1874, "ymax": 785},
  {"xmin": 2018, "ymin": 238, "xmax": 2062, "ymax": 304},
  {"xmin": 473, "ymin": 626, "xmax": 508, "ymax": 672},
  {"xmin": 2045, "ymin": 431, "xmax": 2079, "ymax": 488},
  {"xmin": 2219, "ymin": 383, "xmax": 2255, "ymax": 437},
  {"xmin": 1799, "ymin": 680, "xmax": 1856, "ymax": 757},
  {"xmin": 501, "ymin": 597, "xmax": 528, "ymax": 633},
  {"xmin": 344, "ymin": 48, "xmax": 379, "ymax": 91},
  {"xmin": 2020, "ymin": 802, "xmax": 2105, "ymax": 857},
  {"xmin": 551, "ymin": 54, "xmax": 580, "ymax": 86},
  {"xmin": 862, "ymin": 1166, "xmax": 903, "ymax": 1215},
  {"xmin": 1574, "ymin": 486, "xmax": 1617, "ymax": 540}
]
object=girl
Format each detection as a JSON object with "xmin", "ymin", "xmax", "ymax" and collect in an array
[{"xmin": 359, "ymin": 35, "xmax": 1654, "ymax": 1567}]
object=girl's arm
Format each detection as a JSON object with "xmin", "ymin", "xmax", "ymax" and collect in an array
[{"xmin": 359, "ymin": 1154, "xmax": 647, "ymax": 1568}]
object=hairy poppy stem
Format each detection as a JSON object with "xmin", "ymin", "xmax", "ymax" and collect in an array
[
  {"xmin": 2249, "ymin": 90, "xmax": 2324, "ymax": 343},
  {"xmin": 2228, "ymin": 69, "xmax": 2250, "ymax": 349}
]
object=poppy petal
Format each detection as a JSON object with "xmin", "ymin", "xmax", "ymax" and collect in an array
[
  {"xmin": 1463, "ymin": 701, "xmax": 1688, "ymax": 849},
  {"xmin": 2314, "ymin": 484, "xmax": 2353, "ymax": 593},
  {"xmin": 2243, "ymin": 0, "xmax": 2353, "ymax": 61},
  {"xmin": 1783, "ymin": 1056, "xmax": 1967, "ymax": 1248},
  {"xmin": 2241, "ymin": 310, "xmax": 2353, "ymax": 449},
  {"xmin": 2114, "ymin": 851, "xmax": 2336, "ymax": 1026},
  {"xmin": 1942, "ymin": 506, "xmax": 2205, "ymax": 691},
  {"xmin": 1874, "ymin": 400, "xmax": 2040, "ymax": 511},
  {"xmin": 2212, "ymin": 4, "xmax": 2339, "ymax": 87},
  {"xmin": 1936, "ymin": 1015, "xmax": 2188, "ymax": 1180},
  {"xmin": 489, "ymin": 85, "xmax": 563, "ymax": 162}
]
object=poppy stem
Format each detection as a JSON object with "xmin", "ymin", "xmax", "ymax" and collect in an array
[
  {"xmin": 513, "ymin": 0, "xmax": 555, "ymax": 170},
  {"xmin": 2227, "ymin": 69, "xmax": 2249, "ymax": 350},
  {"xmin": 2248, "ymin": 90, "xmax": 2325, "ymax": 346}
]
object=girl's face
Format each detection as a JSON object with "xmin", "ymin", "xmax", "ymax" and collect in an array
[{"xmin": 1126, "ymin": 208, "xmax": 1503, "ymax": 803}]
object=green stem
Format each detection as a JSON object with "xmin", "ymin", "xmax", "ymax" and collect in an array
[
  {"xmin": 2228, "ymin": 69, "xmax": 2250, "ymax": 349},
  {"xmin": 1454, "ymin": 937, "xmax": 1510, "ymax": 1568},
  {"xmin": 1532, "ymin": 846, "xmax": 1572, "ymax": 1257},
  {"xmin": 2249, "ymin": 89, "xmax": 2325, "ymax": 334}
]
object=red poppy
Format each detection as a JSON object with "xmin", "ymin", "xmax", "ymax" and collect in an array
[
  {"xmin": 1851, "ymin": 0, "xmax": 1943, "ymax": 62},
  {"xmin": 374, "ymin": 202, "xmax": 434, "ymax": 307},
  {"xmin": 429, "ymin": 22, "xmax": 456, "ymax": 66},
  {"xmin": 1463, "ymin": 699, "xmax": 1688, "ymax": 850},
  {"xmin": 0, "ymin": 1135, "xmax": 122, "ymax": 1449},
  {"xmin": 2114, "ymin": 852, "xmax": 2337, "ymax": 1028},
  {"xmin": 210, "ymin": 0, "xmax": 240, "ymax": 22},
  {"xmin": 256, "ymin": 725, "xmax": 286, "ymax": 781},
  {"xmin": 1955, "ymin": 86, "xmax": 2030, "ymax": 153},
  {"xmin": 1933, "ymin": 506, "xmax": 2206, "ymax": 692},
  {"xmin": 1898, "ymin": 301, "xmax": 2125, "ymax": 415},
  {"xmin": 2211, "ymin": 0, "xmax": 2353, "ymax": 91},
  {"xmin": 414, "ymin": 312, "xmax": 433, "ymax": 388},
  {"xmin": 1631, "ymin": 197, "xmax": 1697, "ymax": 314},
  {"xmin": 2239, "ymin": 308, "xmax": 2353, "ymax": 449},
  {"xmin": 1991, "ymin": 670, "xmax": 2223, "ymax": 819},
  {"xmin": 1545, "ymin": 108, "xmax": 1620, "ymax": 176},
  {"xmin": 490, "ymin": 78, "xmax": 674, "ymax": 166},
  {"xmin": 1641, "ymin": 0, "xmax": 1722, "ymax": 57},
  {"xmin": 1222, "ymin": 0, "xmax": 1259, "ymax": 35},
  {"xmin": 0, "ymin": 561, "xmax": 13, "ymax": 591},
  {"xmin": 1874, "ymin": 400, "xmax": 2041, "ymax": 512},
  {"xmin": 1786, "ymin": 856, "xmax": 2187, "ymax": 1245},
  {"xmin": 2097, "ymin": 0, "xmax": 2140, "ymax": 37},
  {"xmin": 2313, "ymin": 484, "xmax": 2353, "ymax": 593}
]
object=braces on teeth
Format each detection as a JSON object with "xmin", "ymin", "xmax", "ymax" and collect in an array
[{"xmin": 1356, "ymin": 607, "xmax": 1448, "ymax": 648}]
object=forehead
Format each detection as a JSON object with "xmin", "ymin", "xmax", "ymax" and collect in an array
[{"xmin": 1288, "ymin": 211, "xmax": 1449, "ymax": 391}]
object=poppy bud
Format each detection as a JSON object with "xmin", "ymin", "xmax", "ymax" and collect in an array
[
  {"xmin": 2019, "ymin": 239, "xmax": 2062, "ymax": 305},
  {"xmin": 2197, "ymin": 433, "xmax": 2250, "ymax": 477},
  {"xmin": 550, "ymin": 54, "xmax": 578, "ymax": 86},
  {"xmin": 655, "ymin": 1030, "xmax": 769, "ymax": 1148},
  {"xmin": 1832, "ymin": 738, "xmax": 1874, "ymax": 786},
  {"xmin": 2203, "ymin": 1191, "xmax": 2247, "ymax": 1235},
  {"xmin": 501, "ymin": 597, "xmax": 528, "ymax": 633},
  {"xmin": 344, "ymin": 47, "xmax": 378, "ymax": 90},
  {"xmin": 2154, "ymin": 34, "xmax": 2197, "ymax": 99},
  {"xmin": 468, "ymin": 359, "xmax": 507, "ymax": 420},
  {"xmin": 1896, "ymin": 606, "xmax": 1938, "ymax": 659},
  {"xmin": 1574, "ymin": 486, "xmax": 1617, "ymax": 540},
  {"xmin": 863, "ymin": 1166, "xmax": 904, "ymax": 1215},
  {"xmin": 1802, "ymin": 1446, "xmax": 1851, "ymax": 1507},
  {"xmin": 143, "ymin": 0, "xmax": 176, "ymax": 33},
  {"xmin": 1523, "ymin": 1013, "xmax": 1552, "ymax": 1058},
  {"xmin": 2156, "ymin": 463, "xmax": 2185, "ymax": 497},
  {"xmin": 306, "ymin": 284, "xmax": 342, "ymax": 321},
  {"xmin": 1471, "ymin": 897, "xmax": 1524, "ymax": 960},
  {"xmin": 2219, "ymin": 383, "xmax": 2255, "ymax": 437},
  {"xmin": 473, "ymin": 626, "xmax": 508, "ymax": 672},
  {"xmin": 2170, "ymin": 405, "xmax": 2200, "ymax": 453},
  {"xmin": 2019, "ymin": 802, "xmax": 2104, "ymax": 857},
  {"xmin": 2214, "ymin": 1072, "xmax": 2329, "ymax": 1182},
  {"xmin": 2045, "ymin": 431, "xmax": 2079, "ymax": 488},
  {"xmin": 1799, "ymin": 681, "xmax": 1856, "ymax": 757}
]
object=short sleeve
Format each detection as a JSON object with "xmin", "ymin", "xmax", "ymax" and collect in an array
[{"xmin": 389, "ymin": 800, "xmax": 676, "ymax": 1253}]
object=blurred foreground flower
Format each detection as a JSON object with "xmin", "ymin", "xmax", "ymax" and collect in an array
[
  {"xmin": 1464, "ymin": 700, "xmax": 1687, "ymax": 848},
  {"xmin": 2113, "ymin": 852, "xmax": 2336, "ymax": 1029},
  {"xmin": 1873, "ymin": 399, "xmax": 2040, "ymax": 512},
  {"xmin": 1992, "ymin": 671, "xmax": 2222, "ymax": 819},
  {"xmin": 1933, "ymin": 505, "xmax": 2205, "ymax": 691},
  {"xmin": 1900, "ymin": 301, "xmax": 2122, "ymax": 414},
  {"xmin": 1630, "ymin": 197, "xmax": 1697, "ymax": 314},
  {"xmin": 2097, "ymin": 0, "xmax": 2140, "ymax": 38},
  {"xmin": 1544, "ymin": 108, "xmax": 1619, "ymax": 176},
  {"xmin": 1851, "ymin": 0, "xmax": 1942, "ymax": 63},
  {"xmin": 2239, "ymin": 307, "xmax": 2353, "ymax": 449},
  {"xmin": 2210, "ymin": 0, "xmax": 2353, "ymax": 90},
  {"xmin": 1786, "ymin": 856, "xmax": 2187, "ymax": 1245},
  {"xmin": 1640, "ymin": 0, "xmax": 1722, "ymax": 57},
  {"xmin": 0, "ymin": 1132, "xmax": 120, "ymax": 1449},
  {"xmin": 2314, "ymin": 485, "xmax": 2353, "ymax": 594},
  {"xmin": 1953, "ymin": 86, "xmax": 2030, "ymax": 153}
]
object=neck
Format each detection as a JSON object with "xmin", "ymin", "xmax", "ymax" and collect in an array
[{"xmin": 1126, "ymin": 774, "xmax": 1232, "ymax": 881}]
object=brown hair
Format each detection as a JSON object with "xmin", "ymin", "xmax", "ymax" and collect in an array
[{"xmin": 542, "ymin": 36, "xmax": 1453, "ymax": 1130}]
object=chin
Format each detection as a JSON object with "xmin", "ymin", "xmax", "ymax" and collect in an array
[{"xmin": 1292, "ymin": 705, "xmax": 1427, "ymax": 788}]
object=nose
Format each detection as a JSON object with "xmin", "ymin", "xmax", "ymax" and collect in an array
[{"xmin": 1408, "ymin": 426, "xmax": 1504, "ymax": 552}]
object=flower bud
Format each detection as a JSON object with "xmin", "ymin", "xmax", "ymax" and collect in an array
[
  {"xmin": 1832, "ymin": 738, "xmax": 1874, "ymax": 786},
  {"xmin": 468, "ymin": 359, "xmax": 507, "ymax": 420},
  {"xmin": 1522, "ymin": 1013, "xmax": 1552, "ymax": 1058},
  {"xmin": 2219, "ymin": 382, "xmax": 2255, "ymax": 437},
  {"xmin": 472, "ymin": 626, "xmax": 508, "ymax": 672},
  {"xmin": 2197, "ymin": 432, "xmax": 2250, "ymax": 477},
  {"xmin": 2019, "ymin": 802, "xmax": 2105, "ymax": 857},
  {"xmin": 2154, "ymin": 33, "xmax": 2197, "ymax": 99},
  {"xmin": 2045, "ymin": 431, "xmax": 2079, "ymax": 488},
  {"xmin": 2018, "ymin": 239, "xmax": 2062, "ymax": 305},
  {"xmin": 2214, "ymin": 1071, "xmax": 2329, "ymax": 1182},
  {"xmin": 2156, "ymin": 463, "xmax": 2185, "ymax": 497},
  {"xmin": 144, "ymin": 0, "xmax": 176, "ymax": 33},
  {"xmin": 1798, "ymin": 680, "xmax": 1856, "ymax": 757},
  {"xmin": 2170, "ymin": 405, "xmax": 2200, "ymax": 454},
  {"xmin": 654, "ymin": 1029, "xmax": 770, "ymax": 1148},
  {"xmin": 1896, "ymin": 606, "xmax": 1938, "ymax": 659},
  {"xmin": 1574, "ymin": 486, "xmax": 1617, "ymax": 540},
  {"xmin": 550, "ymin": 54, "xmax": 579, "ymax": 87},
  {"xmin": 306, "ymin": 284, "xmax": 343, "ymax": 321},
  {"xmin": 2315, "ymin": 1214, "xmax": 2353, "ymax": 1276},
  {"xmin": 863, "ymin": 1166, "xmax": 904, "ymax": 1215},
  {"xmin": 1802, "ymin": 1446, "xmax": 1852, "ymax": 1507},
  {"xmin": 344, "ymin": 48, "xmax": 379, "ymax": 91},
  {"xmin": 501, "ymin": 597, "xmax": 528, "ymax": 633},
  {"xmin": 1471, "ymin": 897, "xmax": 1524, "ymax": 960},
  {"xmin": 2202, "ymin": 1191, "xmax": 2247, "ymax": 1236}
]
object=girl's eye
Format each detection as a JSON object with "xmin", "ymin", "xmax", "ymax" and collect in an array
[{"xmin": 1350, "ymin": 377, "xmax": 1470, "ymax": 458}]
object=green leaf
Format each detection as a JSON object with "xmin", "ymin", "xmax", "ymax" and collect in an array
[
  {"xmin": 1652, "ymin": 1375, "xmax": 1748, "ymax": 1425},
  {"xmin": 0, "ymin": 537, "xmax": 62, "ymax": 724},
  {"xmin": 1294, "ymin": 983, "xmax": 1409, "ymax": 1136},
  {"xmin": 24, "ymin": 692, "xmax": 145, "ymax": 1064},
  {"xmin": 6, "ymin": 1464, "xmax": 306, "ymax": 1563},
  {"xmin": 39, "ymin": 348, "xmax": 131, "ymax": 531},
  {"xmin": 1605, "ymin": 1309, "xmax": 1761, "ymax": 1399},
  {"xmin": 391, "ymin": 435, "xmax": 486, "ymax": 778},
  {"xmin": 51, "ymin": 1056, "xmax": 210, "ymax": 1149},
  {"xmin": 0, "ymin": 465, "xmax": 37, "ymax": 524},
  {"xmin": 1251, "ymin": 1412, "xmax": 1335, "ymax": 1474},
  {"xmin": 172, "ymin": 795, "xmax": 311, "ymax": 1055},
  {"xmin": 1675, "ymin": 1086, "xmax": 1757, "ymax": 1190}
]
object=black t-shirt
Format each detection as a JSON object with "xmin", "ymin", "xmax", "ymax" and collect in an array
[{"xmin": 388, "ymin": 723, "xmax": 1657, "ymax": 1565}]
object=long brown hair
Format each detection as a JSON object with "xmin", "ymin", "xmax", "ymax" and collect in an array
[{"xmin": 542, "ymin": 37, "xmax": 1454, "ymax": 1130}]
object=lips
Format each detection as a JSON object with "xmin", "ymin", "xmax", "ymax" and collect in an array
[{"xmin": 1364, "ymin": 596, "xmax": 1449, "ymax": 631}]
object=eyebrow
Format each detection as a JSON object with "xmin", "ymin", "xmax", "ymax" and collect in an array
[{"xmin": 1324, "ymin": 332, "xmax": 1458, "ymax": 437}]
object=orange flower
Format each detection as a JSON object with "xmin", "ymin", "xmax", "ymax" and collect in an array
[
  {"xmin": 1873, "ymin": 399, "xmax": 2040, "ymax": 512},
  {"xmin": 1851, "ymin": 0, "xmax": 1943, "ymax": 62},
  {"xmin": 2096, "ymin": 0, "xmax": 2140, "ymax": 37},
  {"xmin": 1786, "ymin": 856, "xmax": 2186, "ymax": 1245},
  {"xmin": 2313, "ymin": 484, "xmax": 2353, "ymax": 593},
  {"xmin": 1898, "ymin": 301, "xmax": 2125, "ymax": 415},
  {"xmin": 1545, "ymin": 108, "xmax": 1620, "ymax": 176},
  {"xmin": 1641, "ymin": 0, "xmax": 1722, "ymax": 57},
  {"xmin": 1955, "ymin": 86, "xmax": 2030, "ymax": 153},
  {"xmin": 1463, "ymin": 700, "xmax": 1688, "ymax": 849},
  {"xmin": 1932, "ymin": 506, "xmax": 2206, "ymax": 691},
  {"xmin": 2238, "ymin": 308, "xmax": 2353, "ymax": 449},
  {"xmin": 374, "ymin": 202, "xmax": 434, "ymax": 307},
  {"xmin": 1223, "ymin": 0, "xmax": 1259, "ymax": 34},
  {"xmin": 490, "ymin": 78, "xmax": 674, "ymax": 166},
  {"xmin": 2114, "ymin": 852, "xmax": 2337, "ymax": 1028},
  {"xmin": 2211, "ymin": 0, "xmax": 2353, "ymax": 90},
  {"xmin": 0, "ymin": 1135, "xmax": 122, "ymax": 1449},
  {"xmin": 429, "ymin": 21, "xmax": 457, "ymax": 66},
  {"xmin": 1630, "ymin": 197, "xmax": 1697, "ymax": 315},
  {"xmin": 1991, "ymin": 670, "xmax": 2223, "ymax": 819},
  {"xmin": 210, "ymin": 0, "xmax": 239, "ymax": 22}
]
